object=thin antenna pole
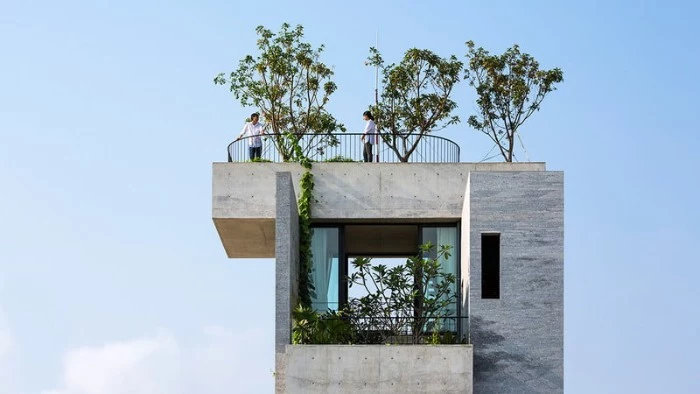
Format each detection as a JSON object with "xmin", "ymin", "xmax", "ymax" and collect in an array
[
  {"xmin": 374, "ymin": 30, "xmax": 380, "ymax": 163},
  {"xmin": 374, "ymin": 30, "xmax": 379, "ymax": 106}
]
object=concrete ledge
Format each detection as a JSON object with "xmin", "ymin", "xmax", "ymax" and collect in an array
[
  {"xmin": 213, "ymin": 162, "xmax": 545, "ymax": 220},
  {"xmin": 213, "ymin": 163, "xmax": 546, "ymax": 257},
  {"xmin": 277, "ymin": 345, "xmax": 473, "ymax": 394}
]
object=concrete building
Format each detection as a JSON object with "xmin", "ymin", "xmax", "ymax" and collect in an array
[{"xmin": 212, "ymin": 159, "xmax": 563, "ymax": 393}]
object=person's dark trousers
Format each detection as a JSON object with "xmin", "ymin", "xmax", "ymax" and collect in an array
[
  {"xmin": 249, "ymin": 146, "xmax": 262, "ymax": 161},
  {"xmin": 363, "ymin": 142, "xmax": 373, "ymax": 162}
]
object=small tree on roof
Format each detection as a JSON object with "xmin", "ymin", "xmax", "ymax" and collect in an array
[
  {"xmin": 464, "ymin": 41, "xmax": 564, "ymax": 162},
  {"xmin": 214, "ymin": 23, "xmax": 345, "ymax": 162},
  {"xmin": 366, "ymin": 47, "xmax": 462, "ymax": 162}
]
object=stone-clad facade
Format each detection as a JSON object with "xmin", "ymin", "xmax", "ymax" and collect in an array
[{"xmin": 468, "ymin": 171, "xmax": 564, "ymax": 393}]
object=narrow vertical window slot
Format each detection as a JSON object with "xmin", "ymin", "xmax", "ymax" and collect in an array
[{"xmin": 481, "ymin": 233, "xmax": 500, "ymax": 299}]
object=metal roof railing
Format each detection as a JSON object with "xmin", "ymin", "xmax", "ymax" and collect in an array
[{"xmin": 227, "ymin": 133, "xmax": 460, "ymax": 163}]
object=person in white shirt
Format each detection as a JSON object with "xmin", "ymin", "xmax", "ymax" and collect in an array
[
  {"xmin": 235, "ymin": 112, "xmax": 266, "ymax": 160},
  {"xmin": 361, "ymin": 110, "xmax": 377, "ymax": 162}
]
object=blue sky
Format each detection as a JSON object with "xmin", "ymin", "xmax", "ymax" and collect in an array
[{"xmin": 1, "ymin": 0, "xmax": 699, "ymax": 392}]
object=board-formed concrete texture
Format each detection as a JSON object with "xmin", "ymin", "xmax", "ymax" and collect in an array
[
  {"xmin": 468, "ymin": 171, "xmax": 564, "ymax": 393},
  {"xmin": 278, "ymin": 345, "xmax": 473, "ymax": 394},
  {"xmin": 213, "ymin": 162, "xmax": 545, "ymax": 257},
  {"xmin": 274, "ymin": 172, "xmax": 300, "ymax": 392}
]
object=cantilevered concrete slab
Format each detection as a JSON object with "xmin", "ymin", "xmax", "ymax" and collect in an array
[{"xmin": 213, "ymin": 162, "xmax": 545, "ymax": 258}]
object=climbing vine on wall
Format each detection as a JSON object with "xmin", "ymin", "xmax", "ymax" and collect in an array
[
  {"xmin": 290, "ymin": 133, "xmax": 315, "ymax": 308},
  {"xmin": 297, "ymin": 169, "xmax": 315, "ymax": 307}
]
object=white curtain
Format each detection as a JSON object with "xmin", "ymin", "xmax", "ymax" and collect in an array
[{"xmin": 311, "ymin": 228, "xmax": 337, "ymax": 311}]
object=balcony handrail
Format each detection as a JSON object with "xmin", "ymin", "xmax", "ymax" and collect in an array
[
  {"xmin": 227, "ymin": 132, "xmax": 461, "ymax": 163},
  {"xmin": 295, "ymin": 314, "xmax": 469, "ymax": 345}
]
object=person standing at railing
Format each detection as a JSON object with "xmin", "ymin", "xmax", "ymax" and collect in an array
[
  {"xmin": 361, "ymin": 110, "xmax": 377, "ymax": 162},
  {"xmin": 235, "ymin": 112, "xmax": 265, "ymax": 161}
]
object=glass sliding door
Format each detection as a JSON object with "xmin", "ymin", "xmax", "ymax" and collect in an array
[{"xmin": 310, "ymin": 227, "xmax": 340, "ymax": 312}]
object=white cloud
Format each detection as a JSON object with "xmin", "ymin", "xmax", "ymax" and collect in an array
[
  {"xmin": 43, "ymin": 326, "xmax": 272, "ymax": 394},
  {"xmin": 45, "ymin": 334, "xmax": 180, "ymax": 394}
]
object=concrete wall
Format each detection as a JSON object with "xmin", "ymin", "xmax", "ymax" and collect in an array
[
  {"xmin": 275, "ymin": 172, "xmax": 300, "ymax": 393},
  {"xmin": 278, "ymin": 345, "xmax": 473, "ymax": 394},
  {"xmin": 468, "ymin": 171, "xmax": 564, "ymax": 393},
  {"xmin": 215, "ymin": 164, "xmax": 564, "ymax": 393},
  {"xmin": 213, "ymin": 162, "xmax": 546, "ymax": 257}
]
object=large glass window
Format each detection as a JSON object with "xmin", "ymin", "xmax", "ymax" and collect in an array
[
  {"xmin": 309, "ymin": 225, "xmax": 459, "ymax": 316},
  {"xmin": 310, "ymin": 227, "xmax": 339, "ymax": 312}
]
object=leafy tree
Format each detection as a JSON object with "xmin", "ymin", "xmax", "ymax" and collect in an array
[
  {"xmin": 366, "ymin": 48, "xmax": 462, "ymax": 162},
  {"xmin": 464, "ymin": 41, "xmax": 564, "ymax": 162},
  {"xmin": 214, "ymin": 23, "xmax": 345, "ymax": 161},
  {"xmin": 347, "ymin": 242, "xmax": 457, "ymax": 344}
]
